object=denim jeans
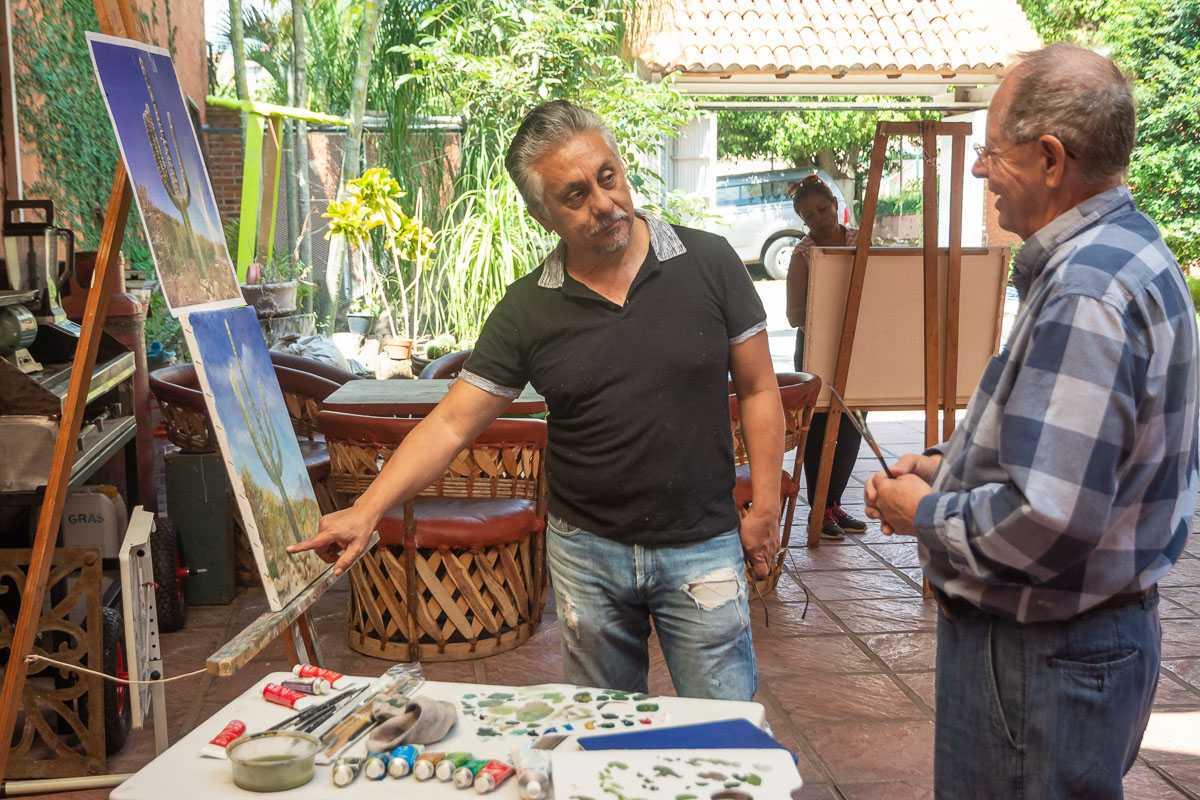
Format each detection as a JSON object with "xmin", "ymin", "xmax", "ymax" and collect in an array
[
  {"xmin": 545, "ymin": 514, "xmax": 757, "ymax": 700},
  {"xmin": 934, "ymin": 591, "xmax": 1161, "ymax": 799}
]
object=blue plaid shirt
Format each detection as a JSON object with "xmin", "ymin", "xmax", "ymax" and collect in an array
[{"xmin": 915, "ymin": 186, "xmax": 1200, "ymax": 622}]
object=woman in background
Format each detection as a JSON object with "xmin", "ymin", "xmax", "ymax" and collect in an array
[{"xmin": 785, "ymin": 174, "xmax": 867, "ymax": 540}]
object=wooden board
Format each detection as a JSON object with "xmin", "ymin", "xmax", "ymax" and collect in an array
[{"xmin": 803, "ymin": 246, "xmax": 1009, "ymax": 410}]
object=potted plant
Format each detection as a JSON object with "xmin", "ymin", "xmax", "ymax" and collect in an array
[
  {"xmin": 230, "ymin": 221, "xmax": 304, "ymax": 317},
  {"xmin": 346, "ymin": 295, "xmax": 377, "ymax": 336},
  {"xmin": 324, "ymin": 168, "xmax": 435, "ymax": 344}
]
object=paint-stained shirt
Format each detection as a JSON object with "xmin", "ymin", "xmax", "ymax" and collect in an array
[
  {"xmin": 915, "ymin": 186, "xmax": 1200, "ymax": 622},
  {"xmin": 461, "ymin": 212, "xmax": 767, "ymax": 545}
]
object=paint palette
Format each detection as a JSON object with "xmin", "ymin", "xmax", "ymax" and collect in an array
[
  {"xmin": 458, "ymin": 684, "xmax": 667, "ymax": 739},
  {"xmin": 552, "ymin": 748, "xmax": 802, "ymax": 800}
]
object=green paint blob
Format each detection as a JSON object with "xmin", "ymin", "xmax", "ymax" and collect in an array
[
  {"xmin": 675, "ymin": 795, "xmax": 697, "ymax": 800},
  {"xmin": 653, "ymin": 766, "xmax": 681, "ymax": 778},
  {"xmin": 573, "ymin": 692, "xmax": 593, "ymax": 703},
  {"xmin": 516, "ymin": 700, "xmax": 555, "ymax": 722},
  {"xmin": 734, "ymin": 773, "xmax": 762, "ymax": 786},
  {"xmin": 636, "ymin": 703, "xmax": 660, "ymax": 712}
]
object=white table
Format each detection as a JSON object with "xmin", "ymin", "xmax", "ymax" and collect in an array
[{"xmin": 111, "ymin": 674, "xmax": 766, "ymax": 799}]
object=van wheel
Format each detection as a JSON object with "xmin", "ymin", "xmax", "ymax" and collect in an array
[{"xmin": 763, "ymin": 236, "xmax": 800, "ymax": 280}]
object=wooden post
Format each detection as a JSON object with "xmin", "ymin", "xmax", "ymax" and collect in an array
[
  {"xmin": 921, "ymin": 123, "xmax": 941, "ymax": 449},
  {"xmin": 0, "ymin": 166, "xmax": 132, "ymax": 780},
  {"xmin": 942, "ymin": 134, "xmax": 967, "ymax": 441},
  {"xmin": 0, "ymin": 2, "xmax": 141, "ymax": 780},
  {"xmin": 807, "ymin": 130, "xmax": 889, "ymax": 546}
]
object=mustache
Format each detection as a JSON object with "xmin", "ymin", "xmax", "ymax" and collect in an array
[{"xmin": 589, "ymin": 210, "xmax": 629, "ymax": 236}]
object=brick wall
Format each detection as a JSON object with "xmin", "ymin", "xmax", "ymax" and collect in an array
[{"xmin": 205, "ymin": 105, "xmax": 244, "ymax": 223}]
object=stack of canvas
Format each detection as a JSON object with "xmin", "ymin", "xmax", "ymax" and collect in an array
[{"xmin": 89, "ymin": 35, "xmax": 326, "ymax": 611}]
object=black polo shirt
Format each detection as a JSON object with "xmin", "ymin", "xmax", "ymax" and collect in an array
[{"xmin": 460, "ymin": 213, "xmax": 766, "ymax": 546}]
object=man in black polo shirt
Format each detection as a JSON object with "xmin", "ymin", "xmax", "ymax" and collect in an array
[{"xmin": 291, "ymin": 101, "xmax": 784, "ymax": 700}]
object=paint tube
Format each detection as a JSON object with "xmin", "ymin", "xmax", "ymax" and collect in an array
[
  {"xmin": 512, "ymin": 748, "xmax": 552, "ymax": 799},
  {"xmin": 200, "ymin": 720, "xmax": 246, "ymax": 759},
  {"xmin": 331, "ymin": 756, "xmax": 364, "ymax": 787},
  {"xmin": 436, "ymin": 752, "xmax": 473, "ymax": 782},
  {"xmin": 281, "ymin": 678, "xmax": 330, "ymax": 695},
  {"xmin": 454, "ymin": 759, "xmax": 491, "ymax": 790},
  {"xmin": 363, "ymin": 752, "xmax": 391, "ymax": 780},
  {"xmin": 413, "ymin": 752, "xmax": 445, "ymax": 781},
  {"xmin": 474, "ymin": 760, "xmax": 514, "ymax": 794},
  {"xmin": 387, "ymin": 744, "xmax": 422, "ymax": 778},
  {"xmin": 263, "ymin": 683, "xmax": 321, "ymax": 711},
  {"xmin": 293, "ymin": 664, "xmax": 356, "ymax": 690}
]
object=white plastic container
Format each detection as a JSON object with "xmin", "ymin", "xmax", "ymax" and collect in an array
[{"xmin": 61, "ymin": 486, "xmax": 128, "ymax": 559}]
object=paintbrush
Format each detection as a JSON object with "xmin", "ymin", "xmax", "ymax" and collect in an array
[{"xmin": 824, "ymin": 383, "xmax": 895, "ymax": 479}]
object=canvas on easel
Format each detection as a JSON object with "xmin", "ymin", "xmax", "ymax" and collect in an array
[
  {"xmin": 181, "ymin": 306, "xmax": 328, "ymax": 610},
  {"xmin": 87, "ymin": 33, "xmax": 242, "ymax": 315}
]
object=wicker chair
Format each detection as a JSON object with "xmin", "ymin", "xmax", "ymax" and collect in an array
[
  {"xmin": 730, "ymin": 371, "xmax": 822, "ymax": 594},
  {"xmin": 148, "ymin": 364, "xmax": 216, "ymax": 453},
  {"xmin": 418, "ymin": 349, "xmax": 472, "ymax": 379},
  {"xmin": 268, "ymin": 351, "xmax": 360, "ymax": 385},
  {"xmin": 319, "ymin": 410, "xmax": 548, "ymax": 662}
]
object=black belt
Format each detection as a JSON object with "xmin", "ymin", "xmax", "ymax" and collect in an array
[{"xmin": 935, "ymin": 586, "xmax": 1157, "ymax": 621}]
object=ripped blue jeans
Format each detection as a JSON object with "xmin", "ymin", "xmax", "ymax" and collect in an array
[{"xmin": 545, "ymin": 514, "xmax": 757, "ymax": 700}]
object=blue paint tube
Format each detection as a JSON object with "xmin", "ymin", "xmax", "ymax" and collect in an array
[{"xmin": 387, "ymin": 744, "xmax": 422, "ymax": 778}]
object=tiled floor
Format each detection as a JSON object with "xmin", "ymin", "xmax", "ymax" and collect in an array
[{"xmin": 45, "ymin": 413, "xmax": 1200, "ymax": 799}]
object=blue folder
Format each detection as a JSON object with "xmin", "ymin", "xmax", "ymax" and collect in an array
[{"xmin": 577, "ymin": 718, "xmax": 789, "ymax": 752}]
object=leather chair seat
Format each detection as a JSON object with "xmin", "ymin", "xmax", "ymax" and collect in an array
[
  {"xmin": 733, "ymin": 464, "xmax": 798, "ymax": 509},
  {"xmin": 376, "ymin": 497, "xmax": 539, "ymax": 549}
]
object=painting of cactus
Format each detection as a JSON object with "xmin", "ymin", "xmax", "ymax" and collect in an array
[
  {"xmin": 182, "ymin": 306, "xmax": 327, "ymax": 610},
  {"xmin": 88, "ymin": 34, "xmax": 241, "ymax": 315}
]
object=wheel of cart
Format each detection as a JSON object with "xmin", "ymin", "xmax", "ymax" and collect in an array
[
  {"xmin": 101, "ymin": 605, "xmax": 132, "ymax": 754},
  {"xmin": 150, "ymin": 517, "xmax": 187, "ymax": 633}
]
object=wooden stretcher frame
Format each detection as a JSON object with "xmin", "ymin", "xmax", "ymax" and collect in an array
[{"xmin": 805, "ymin": 120, "xmax": 973, "ymax": 547}]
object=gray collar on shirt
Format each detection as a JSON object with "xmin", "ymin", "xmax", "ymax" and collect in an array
[
  {"xmin": 536, "ymin": 210, "xmax": 687, "ymax": 289},
  {"xmin": 1011, "ymin": 185, "xmax": 1134, "ymax": 299}
]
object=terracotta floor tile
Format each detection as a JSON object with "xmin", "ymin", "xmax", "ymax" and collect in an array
[
  {"xmin": 1161, "ymin": 558, "xmax": 1200, "ymax": 587},
  {"xmin": 752, "ymin": 599, "xmax": 845, "ymax": 637},
  {"xmin": 1162, "ymin": 586, "xmax": 1200, "ymax": 613},
  {"xmin": 798, "ymin": 570, "xmax": 921, "ymax": 601},
  {"xmin": 769, "ymin": 671, "xmax": 927, "ymax": 724},
  {"xmin": 898, "ymin": 671, "xmax": 937, "ymax": 711},
  {"xmin": 839, "ymin": 779, "xmax": 935, "ymax": 799},
  {"xmin": 901, "ymin": 568, "xmax": 926, "ymax": 585},
  {"xmin": 805, "ymin": 720, "xmax": 934, "ymax": 784},
  {"xmin": 1162, "ymin": 620, "xmax": 1200, "ymax": 659},
  {"xmin": 861, "ymin": 632, "xmax": 938, "ymax": 672},
  {"xmin": 756, "ymin": 635, "xmax": 881, "ymax": 676},
  {"xmin": 792, "ymin": 784, "xmax": 840, "ymax": 799},
  {"xmin": 1155, "ymin": 672, "xmax": 1200, "ymax": 708},
  {"xmin": 864, "ymin": 542, "xmax": 924, "ymax": 568},
  {"xmin": 788, "ymin": 545, "xmax": 889, "ymax": 571},
  {"xmin": 1163, "ymin": 658, "xmax": 1200, "ymax": 689},
  {"xmin": 1122, "ymin": 762, "xmax": 1190, "ymax": 800},
  {"xmin": 823, "ymin": 598, "xmax": 938, "ymax": 634},
  {"xmin": 1142, "ymin": 753, "xmax": 1200, "ymax": 794},
  {"xmin": 849, "ymin": 528, "xmax": 907, "ymax": 545},
  {"xmin": 1160, "ymin": 597, "xmax": 1200, "ymax": 619}
]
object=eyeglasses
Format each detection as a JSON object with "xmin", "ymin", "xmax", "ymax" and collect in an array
[{"xmin": 973, "ymin": 138, "xmax": 1078, "ymax": 165}]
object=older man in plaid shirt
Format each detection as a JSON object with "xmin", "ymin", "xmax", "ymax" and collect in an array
[{"xmin": 866, "ymin": 44, "xmax": 1199, "ymax": 798}]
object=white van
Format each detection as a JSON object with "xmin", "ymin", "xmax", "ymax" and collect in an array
[{"xmin": 714, "ymin": 168, "xmax": 854, "ymax": 279}]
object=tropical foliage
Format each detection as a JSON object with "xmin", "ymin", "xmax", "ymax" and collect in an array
[{"xmin": 1020, "ymin": 0, "xmax": 1200, "ymax": 265}]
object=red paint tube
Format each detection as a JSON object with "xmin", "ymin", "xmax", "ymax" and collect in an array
[
  {"xmin": 473, "ymin": 760, "xmax": 514, "ymax": 794},
  {"xmin": 200, "ymin": 719, "xmax": 246, "ymax": 759},
  {"xmin": 263, "ymin": 682, "xmax": 321, "ymax": 711},
  {"xmin": 292, "ymin": 664, "xmax": 355, "ymax": 690}
]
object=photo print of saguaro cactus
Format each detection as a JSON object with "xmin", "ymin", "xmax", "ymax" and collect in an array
[
  {"xmin": 182, "ymin": 306, "xmax": 326, "ymax": 610},
  {"xmin": 88, "ymin": 33, "xmax": 242, "ymax": 315}
]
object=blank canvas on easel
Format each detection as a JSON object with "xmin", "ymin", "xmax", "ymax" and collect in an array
[{"xmin": 802, "ymin": 246, "xmax": 1010, "ymax": 409}]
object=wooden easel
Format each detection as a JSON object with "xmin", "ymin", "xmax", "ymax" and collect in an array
[
  {"xmin": 807, "ymin": 120, "xmax": 970, "ymax": 547},
  {"xmin": 0, "ymin": 0, "xmax": 332, "ymax": 779}
]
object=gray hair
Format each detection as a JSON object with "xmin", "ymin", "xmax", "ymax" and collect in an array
[
  {"xmin": 1003, "ymin": 44, "xmax": 1136, "ymax": 184},
  {"xmin": 505, "ymin": 100, "xmax": 622, "ymax": 214}
]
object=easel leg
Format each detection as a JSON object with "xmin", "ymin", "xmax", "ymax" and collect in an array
[
  {"xmin": 281, "ymin": 613, "xmax": 322, "ymax": 667},
  {"xmin": 151, "ymin": 678, "xmax": 168, "ymax": 755},
  {"xmin": 297, "ymin": 610, "xmax": 323, "ymax": 667}
]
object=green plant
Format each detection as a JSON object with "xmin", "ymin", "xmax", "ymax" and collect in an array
[
  {"xmin": 876, "ymin": 181, "xmax": 924, "ymax": 218},
  {"xmin": 1187, "ymin": 275, "xmax": 1200, "ymax": 311},
  {"xmin": 144, "ymin": 285, "xmax": 185, "ymax": 358},
  {"xmin": 324, "ymin": 167, "xmax": 435, "ymax": 338}
]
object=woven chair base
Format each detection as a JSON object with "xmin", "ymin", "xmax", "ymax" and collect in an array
[{"xmin": 348, "ymin": 532, "xmax": 546, "ymax": 662}]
